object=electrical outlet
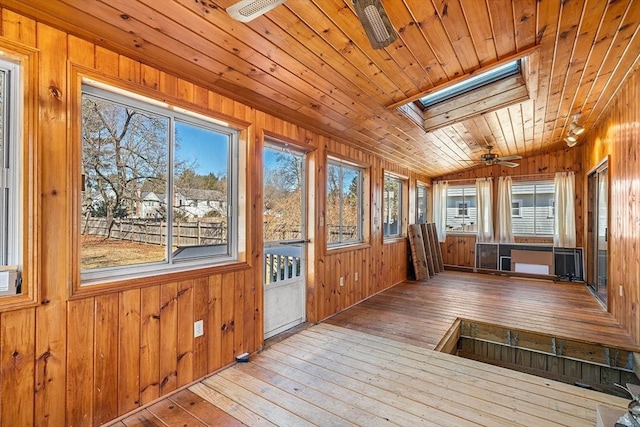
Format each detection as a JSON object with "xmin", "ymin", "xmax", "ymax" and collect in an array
[
  {"xmin": 194, "ymin": 319, "xmax": 204, "ymax": 338},
  {"xmin": 355, "ymin": 272, "xmax": 358, "ymax": 281},
  {"xmin": 339, "ymin": 276, "xmax": 344, "ymax": 286},
  {"xmin": 619, "ymin": 285, "xmax": 624, "ymax": 297}
]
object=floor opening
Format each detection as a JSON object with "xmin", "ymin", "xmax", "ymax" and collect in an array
[{"xmin": 437, "ymin": 319, "xmax": 640, "ymax": 398}]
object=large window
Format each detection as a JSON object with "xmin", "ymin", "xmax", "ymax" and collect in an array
[
  {"xmin": 383, "ymin": 175, "xmax": 403, "ymax": 238},
  {"xmin": 0, "ymin": 58, "xmax": 20, "ymax": 268},
  {"xmin": 511, "ymin": 181, "xmax": 554, "ymax": 235},
  {"xmin": 446, "ymin": 185, "xmax": 477, "ymax": 232},
  {"xmin": 326, "ymin": 159, "xmax": 363, "ymax": 246},
  {"xmin": 81, "ymin": 84, "xmax": 238, "ymax": 283},
  {"xmin": 416, "ymin": 183, "xmax": 428, "ymax": 224}
]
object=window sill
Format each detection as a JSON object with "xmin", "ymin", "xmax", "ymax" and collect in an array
[
  {"xmin": 71, "ymin": 261, "xmax": 250, "ymax": 300},
  {"xmin": 383, "ymin": 236, "xmax": 407, "ymax": 244},
  {"xmin": 326, "ymin": 242, "xmax": 370, "ymax": 255}
]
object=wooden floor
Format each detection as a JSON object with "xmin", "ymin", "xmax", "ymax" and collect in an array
[{"xmin": 107, "ymin": 271, "xmax": 640, "ymax": 426}]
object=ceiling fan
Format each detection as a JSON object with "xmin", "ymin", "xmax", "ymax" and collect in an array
[
  {"xmin": 226, "ymin": 0, "xmax": 397, "ymax": 49},
  {"xmin": 478, "ymin": 146, "xmax": 522, "ymax": 168}
]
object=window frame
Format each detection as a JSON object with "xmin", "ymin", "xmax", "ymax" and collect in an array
[
  {"xmin": 0, "ymin": 58, "xmax": 21, "ymax": 268},
  {"xmin": 445, "ymin": 184, "xmax": 477, "ymax": 234},
  {"xmin": 79, "ymin": 81, "xmax": 241, "ymax": 286},
  {"xmin": 511, "ymin": 200, "xmax": 523, "ymax": 217},
  {"xmin": 415, "ymin": 183, "xmax": 428, "ymax": 224},
  {"xmin": 383, "ymin": 173, "xmax": 405, "ymax": 239},
  {"xmin": 510, "ymin": 180, "xmax": 555, "ymax": 237},
  {"xmin": 326, "ymin": 157, "xmax": 364, "ymax": 247},
  {"xmin": 0, "ymin": 42, "xmax": 39, "ymax": 311}
]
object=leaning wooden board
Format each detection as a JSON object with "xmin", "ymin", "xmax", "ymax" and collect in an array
[
  {"xmin": 408, "ymin": 224, "xmax": 429, "ymax": 280},
  {"xmin": 420, "ymin": 223, "xmax": 435, "ymax": 277}
]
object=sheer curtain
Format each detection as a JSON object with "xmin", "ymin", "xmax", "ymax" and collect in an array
[
  {"xmin": 475, "ymin": 178, "xmax": 493, "ymax": 242},
  {"xmin": 432, "ymin": 181, "xmax": 448, "ymax": 243},
  {"xmin": 554, "ymin": 171, "xmax": 576, "ymax": 248},
  {"xmin": 496, "ymin": 176, "xmax": 514, "ymax": 243}
]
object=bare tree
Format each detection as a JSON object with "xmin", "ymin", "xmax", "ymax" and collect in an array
[{"xmin": 82, "ymin": 95, "xmax": 168, "ymax": 236}]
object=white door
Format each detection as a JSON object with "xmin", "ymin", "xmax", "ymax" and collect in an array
[{"xmin": 263, "ymin": 144, "xmax": 306, "ymax": 339}]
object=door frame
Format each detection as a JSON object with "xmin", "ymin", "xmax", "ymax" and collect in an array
[
  {"xmin": 261, "ymin": 139, "xmax": 310, "ymax": 339},
  {"xmin": 586, "ymin": 156, "xmax": 609, "ymax": 307}
]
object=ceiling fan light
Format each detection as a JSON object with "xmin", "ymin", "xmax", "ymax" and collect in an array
[
  {"xmin": 227, "ymin": 0, "xmax": 287, "ymax": 22},
  {"xmin": 353, "ymin": 0, "xmax": 398, "ymax": 49}
]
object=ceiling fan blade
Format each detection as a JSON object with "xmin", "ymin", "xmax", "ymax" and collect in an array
[
  {"xmin": 497, "ymin": 161, "xmax": 519, "ymax": 168},
  {"xmin": 497, "ymin": 155, "xmax": 522, "ymax": 161}
]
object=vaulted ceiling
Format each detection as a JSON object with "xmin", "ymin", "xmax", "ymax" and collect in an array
[{"xmin": 4, "ymin": 0, "xmax": 640, "ymax": 176}]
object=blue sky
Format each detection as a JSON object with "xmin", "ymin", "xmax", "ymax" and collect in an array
[{"xmin": 176, "ymin": 123, "xmax": 279, "ymax": 176}]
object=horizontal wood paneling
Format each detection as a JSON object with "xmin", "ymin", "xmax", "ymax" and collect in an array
[
  {"xmin": 435, "ymin": 150, "xmax": 583, "ymax": 268},
  {"xmin": 0, "ymin": 9, "xmax": 426, "ymax": 426},
  {"xmin": 582, "ymin": 64, "xmax": 640, "ymax": 345}
]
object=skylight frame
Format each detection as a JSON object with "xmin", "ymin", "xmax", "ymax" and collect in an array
[{"xmin": 418, "ymin": 60, "xmax": 521, "ymax": 108}]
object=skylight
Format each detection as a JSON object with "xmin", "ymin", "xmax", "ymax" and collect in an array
[{"xmin": 419, "ymin": 60, "xmax": 521, "ymax": 108}]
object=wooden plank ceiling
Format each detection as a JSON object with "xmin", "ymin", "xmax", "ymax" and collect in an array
[{"xmin": 5, "ymin": 0, "xmax": 639, "ymax": 176}]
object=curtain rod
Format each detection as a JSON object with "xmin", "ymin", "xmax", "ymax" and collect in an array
[{"xmin": 434, "ymin": 172, "xmax": 560, "ymax": 183}]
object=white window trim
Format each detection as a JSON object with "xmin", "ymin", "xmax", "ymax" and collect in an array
[
  {"xmin": 383, "ymin": 174, "xmax": 404, "ymax": 239},
  {"xmin": 446, "ymin": 185, "xmax": 477, "ymax": 233},
  {"xmin": 80, "ymin": 83, "xmax": 239, "ymax": 285},
  {"xmin": 415, "ymin": 182, "xmax": 428, "ymax": 224},
  {"xmin": 511, "ymin": 199, "xmax": 522, "ymax": 217}
]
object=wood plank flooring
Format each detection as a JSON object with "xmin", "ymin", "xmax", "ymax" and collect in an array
[{"xmin": 106, "ymin": 271, "xmax": 640, "ymax": 426}]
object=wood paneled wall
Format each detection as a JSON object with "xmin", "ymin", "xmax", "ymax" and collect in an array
[
  {"xmin": 0, "ymin": 10, "xmax": 425, "ymax": 426},
  {"xmin": 435, "ymin": 149, "xmax": 584, "ymax": 268},
  {"xmin": 582, "ymin": 64, "xmax": 640, "ymax": 345}
]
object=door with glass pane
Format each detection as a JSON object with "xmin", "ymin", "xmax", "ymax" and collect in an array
[
  {"xmin": 263, "ymin": 144, "xmax": 306, "ymax": 339},
  {"xmin": 588, "ymin": 161, "xmax": 608, "ymax": 304}
]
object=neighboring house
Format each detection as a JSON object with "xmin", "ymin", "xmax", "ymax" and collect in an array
[{"xmin": 137, "ymin": 189, "xmax": 226, "ymax": 220}]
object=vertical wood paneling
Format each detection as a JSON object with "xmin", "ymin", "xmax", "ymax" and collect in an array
[
  {"xmin": 177, "ymin": 279, "xmax": 194, "ymax": 387},
  {"xmin": 34, "ymin": 23, "xmax": 68, "ymax": 427},
  {"xmin": 0, "ymin": 309, "xmax": 35, "ymax": 427},
  {"xmin": 94, "ymin": 293, "xmax": 119, "ymax": 425},
  {"xmin": 192, "ymin": 277, "xmax": 209, "ymax": 379},
  {"xmin": 139, "ymin": 286, "xmax": 160, "ymax": 405},
  {"xmin": 583, "ymin": 66, "xmax": 640, "ymax": 344},
  {"xmin": 221, "ymin": 272, "xmax": 235, "ymax": 364},
  {"xmin": 119, "ymin": 289, "xmax": 141, "ymax": 414},
  {"xmin": 207, "ymin": 274, "xmax": 223, "ymax": 372},
  {"xmin": 66, "ymin": 298, "xmax": 94, "ymax": 427},
  {"xmin": 159, "ymin": 283, "xmax": 178, "ymax": 395}
]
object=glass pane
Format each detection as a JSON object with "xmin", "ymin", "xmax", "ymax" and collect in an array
[
  {"xmin": 326, "ymin": 163, "xmax": 340, "ymax": 244},
  {"xmin": 81, "ymin": 95, "xmax": 169, "ymax": 269},
  {"xmin": 511, "ymin": 181, "xmax": 554, "ymax": 235},
  {"xmin": 384, "ymin": 177, "xmax": 401, "ymax": 236},
  {"xmin": 0, "ymin": 69, "xmax": 6, "ymax": 265},
  {"xmin": 597, "ymin": 170, "xmax": 608, "ymax": 293},
  {"xmin": 416, "ymin": 184, "xmax": 427, "ymax": 224},
  {"xmin": 340, "ymin": 166, "xmax": 360, "ymax": 243},
  {"xmin": 171, "ymin": 121, "xmax": 229, "ymax": 259},
  {"xmin": 446, "ymin": 186, "xmax": 477, "ymax": 232},
  {"xmin": 263, "ymin": 147, "xmax": 303, "ymax": 242}
]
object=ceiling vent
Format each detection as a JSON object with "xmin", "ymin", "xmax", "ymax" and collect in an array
[{"xmin": 227, "ymin": 0, "xmax": 287, "ymax": 22}]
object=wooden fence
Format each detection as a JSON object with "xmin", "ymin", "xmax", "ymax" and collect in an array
[{"xmin": 82, "ymin": 218, "xmax": 226, "ymax": 246}]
